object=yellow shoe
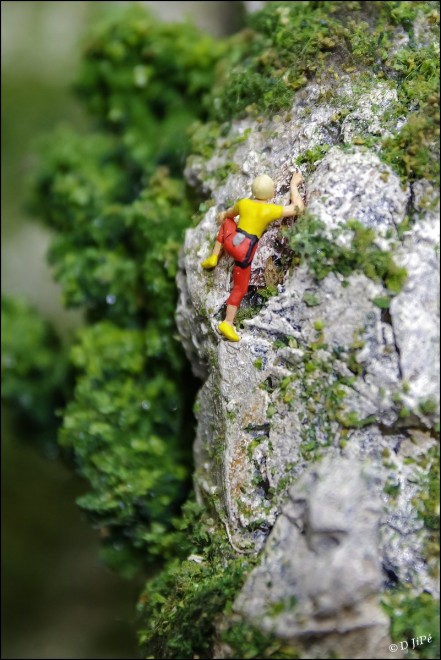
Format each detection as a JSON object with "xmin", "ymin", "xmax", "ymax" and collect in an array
[
  {"xmin": 201, "ymin": 254, "xmax": 218, "ymax": 269},
  {"xmin": 218, "ymin": 321, "xmax": 240, "ymax": 342}
]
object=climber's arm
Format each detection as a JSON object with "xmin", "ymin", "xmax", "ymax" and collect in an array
[
  {"xmin": 218, "ymin": 203, "xmax": 239, "ymax": 223},
  {"xmin": 282, "ymin": 172, "xmax": 305, "ymax": 217}
]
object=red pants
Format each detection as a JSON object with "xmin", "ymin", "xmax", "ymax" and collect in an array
[{"xmin": 217, "ymin": 218, "xmax": 258, "ymax": 307}]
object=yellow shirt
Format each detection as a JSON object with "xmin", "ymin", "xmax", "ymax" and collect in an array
[{"xmin": 235, "ymin": 199, "xmax": 284, "ymax": 239}]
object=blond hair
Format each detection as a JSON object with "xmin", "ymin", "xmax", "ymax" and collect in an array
[{"xmin": 252, "ymin": 174, "xmax": 275, "ymax": 200}]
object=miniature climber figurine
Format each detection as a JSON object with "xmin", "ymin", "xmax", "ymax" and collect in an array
[{"xmin": 201, "ymin": 171, "xmax": 305, "ymax": 342}]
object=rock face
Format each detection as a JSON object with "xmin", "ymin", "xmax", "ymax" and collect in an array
[
  {"xmin": 176, "ymin": 46, "xmax": 439, "ymax": 660},
  {"xmin": 234, "ymin": 457, "xmax": 394, "ymax": 659}
]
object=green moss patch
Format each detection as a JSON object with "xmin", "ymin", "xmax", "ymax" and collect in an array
[
  {"xmin": 287, "ymin": 214, "xmax": 407, "ymax": 293},
  {"xmin": 382, "ymin": 588, "xmax": 440, "ymax": 659},
  {"xmin": 138, "ymin": 501, "xmax": 257, "ymax": 659}
]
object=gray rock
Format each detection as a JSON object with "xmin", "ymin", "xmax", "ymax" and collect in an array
[
  {"xmin": 176, "ymin": 11, "xmax": 439, "ymax": 657},
  {"xmin": 390, "ymin": 207, "xmax": 440, "ymax": 423},
  {"xmin": 307, "ymin": 148, "xmax": 409, "ymax": 233},
  {"xmin": 342, "ymin": 426, "xmax": 439, "ymax": 596},
  {"xmin": 233, "ymin": 457, "xmax": 396, "ymax": 659}
]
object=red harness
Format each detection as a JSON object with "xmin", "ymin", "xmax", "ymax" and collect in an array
[
  {"xmin": 217, "ymin": 218, "xmax": 259, "ymax": 268},
  {"xmin": 216, "ymin": 217, "xmax": 259, "ymax": 307}
]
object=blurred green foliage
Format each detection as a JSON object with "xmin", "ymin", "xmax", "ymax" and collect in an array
[
  {"xmin": 1, "ymin": 296, "xmax": 68, "ymax": 433},
  {"xmin": 74, "ymin": 7, "xmax": 227, "ymax": 176},
  {"xmin": 23, "ymin": 6, "xmax": 226, "ymax": 576},
  {"xmin": 60, "ymin": 319, "xmax": 192, "ymax": 576}
]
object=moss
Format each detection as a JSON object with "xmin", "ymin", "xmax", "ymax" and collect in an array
[
  {"xmin": 247, "ymin": 436, "xmax": 265, "ymax": 459},
  {"xmin": 337, "ymin": 411, "xmax": 377, "ymax": 428},
  {"xmin": 418, "ymin": 398, "xmax": 438, "ymax": 417},
  {"xmin": 253, "ymin": 358, "xmax": 264, "ymax": 370},
  {"xmin": 221, "ymin": 619, "xmax": 301, "ymax": 659},
  {"xmin": 204, "ymin": 0, "xmax": 439, "ymax": 188},
  {"xmin": 212, "ymin": 161, "xmax": 241, "ymax": 182},
  {"xmin": 208, "ymin": 1, "xmax": 438, "ymax": 130},
  {"xmin": 273, "ymin": 336, "xmax": 298, "ymax": 350},
  {"xmin": 275, "ymin": 471, "xmax": 297, "ymax": 495},
  {"xmin": 208, "ymin": 1, "xmax": 354, "ymax": 122},
  {"xmin": 257, "ymin": 285, "xmax": 279, "ymax": 300},
  {"xmin": 138, "ymin": 504, "xmax": 258, "ymax": 659},
  {"xmin": 344, "ymin": 328, "xmax": 366, "ymax": 376},
  {"xmin": 270, "ymin": 335, "xmax": 360, "ymax": 463},
  {"xmin": 384, "ymin": 481, "xmax": 401, "ymax": 498},
  {"xmin": 381, "ymin": 113, "xmax": 439, "ymax": 183},
  {"xmin": 382, "ymin": 587, "xmax": 440, "ymax": 659},
  {"xmin": 166, "ymin": 0, "xmax": 441, "ymax": 199},
  {"xmin": 188, "ymin": 120, "xmax": 222, "ymax": 160},
  {"xmin": 372, "ymin": 296, "xmax": 391, "ymax": 309},
  {"xmin": 296, "ymin": 144, "xmax": 331, "ymax": 175},
  {"xmin": 302, "ymin": 291, "xmax": 321, "ymax": 307},
  {"xmin": 268, "ymin": 595, "xmax": 298, "ymax": 615},
  {"xmin": 235, "ymin": 304, "xmax": 264, "ymax": 327},
  {"xmin": 192, "ymin": 198, "xmax": 216, "ymax": 227},
  {"xmin": 267, "ymin": 404, "xmax": 277, "ymax": 419},
  {"xmin": 414, "ymin": 444, "xmax": 440, "ymax": 565},
  {"xmin": 286, "ymin": 215, "xmax": 408, "ymax": 293},
  {"xmin": 380, "ymin": 39, "xmax": 440, "ymax": 183},
  {"xmin": 347, "ymin": 353, "xmax": 364, "ymax": 376}
]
